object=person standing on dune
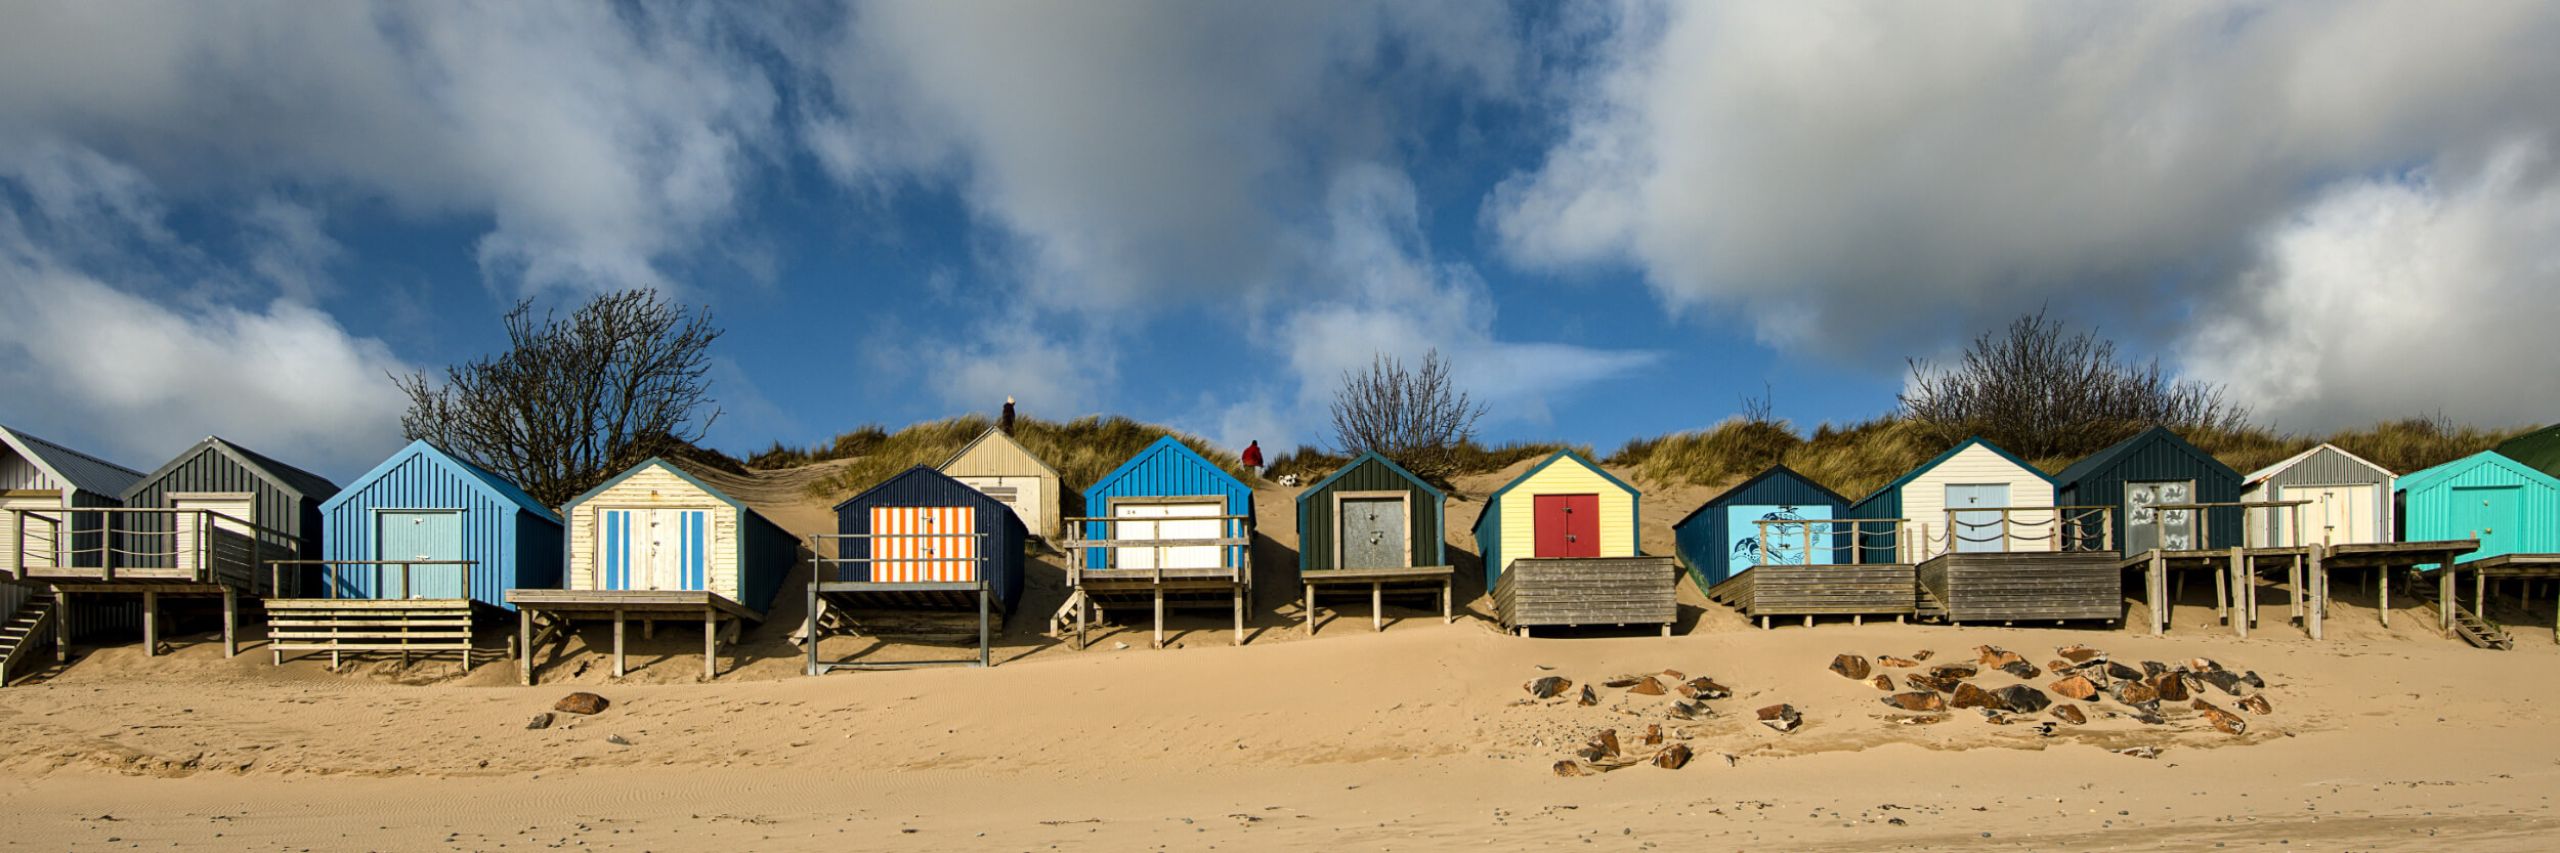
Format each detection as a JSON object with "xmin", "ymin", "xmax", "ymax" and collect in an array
[{"xmin": 1241, "ymin": 440, "xmax": 1263, "ymax": 479}]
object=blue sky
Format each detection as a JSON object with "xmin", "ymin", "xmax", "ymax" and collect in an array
[{"xmin": 4, "ymin": 2, "xmax": 2560, "ymax": 482}]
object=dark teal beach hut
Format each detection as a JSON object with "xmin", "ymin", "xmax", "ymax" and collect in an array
[
  {"xmin": 1672, "ymin": 465, "xmax": 1849, "ymax": 589},
  {"xmin": 2054, "ymin": 426, "xmax": 2243, "ymax": 555}
]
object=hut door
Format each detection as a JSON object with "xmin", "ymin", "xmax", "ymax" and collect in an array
[
  {"xmin": 172, "ymin": 494, "xmax": 255, "ymax": 580},
  {"xmin": 2122, "ymin": 480, "xmax": 2193, "ymax": 554},
  {"xmin": 603, "ymin": 509, "xmax": 708, "ymax": 591},
  {"xmin": 1338, "ymin": 495, "xmax": 1408, "ymax": 569},
  {"xmin": 2451, "ymin": 485, "xmax": 2521, "ymax": 561},
  {"xmin": 959, "ymin": 475, "xmax": 1042, "ymax": 539},
  {"xmin": 1115, "ymin": 501, "xmax": 1224, "ymax": 570},
  {"xmin": 0, "ymin": 492, "xmax": 64, "ymax": 572},
  {"xmin": 2278, "ymin": 485, "xmax": 2377, "ymax": 547},
  {"xmin": 1533, "ymin": 494, "xmax": 1601, "ymax": 559},
  {"xmin": 1946, "ymin": 484, "xmax": 2010, "ymax": 553},
  {"xmin": 377, "ymin": 511, "xmax": 465, "ymax": 599},
  {"xmin": 869, "ymin": 507, "xmax": 978, "ymax": 582}
]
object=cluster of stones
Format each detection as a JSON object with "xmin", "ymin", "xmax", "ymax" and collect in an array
[
  {"xmin": 1526, "ymin": 670, "xmax": 1727, "ymax": 776},
  {"xmin": 1837, "ymin": 645, "xmax": 2275, "ymax": 740}
]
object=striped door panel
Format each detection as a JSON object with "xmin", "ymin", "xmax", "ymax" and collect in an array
[
  {"xmin": 602, "ymin": 509, "xmax": 709, "ymax": 591},
  {"xmin": 870, "ymin": 506, "xmax": 978, "ymax": 582}
]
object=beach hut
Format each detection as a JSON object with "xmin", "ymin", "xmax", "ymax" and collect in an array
[
  {"xmin": 938, "ymin": 426, "xmax": 1065, "ymax": 541},
  {"xmin": 2055, "ymin": 426, "xmax": 2244, "ymax": 555},
  {"xmin": 509, "ymin": 458, "xmax": 796, "ymax": 682},
  {"xmin": 286, "ymin": 441, "xmax": 562, "ymax": 669},
  {"xmin": 1469, "ymin": 449, "xmax": 1676, "ymax": 637},
  {"xmin": 2240, "ymin": 444, "xmax": 2397, "ymax": 548},
  {"xmin": 0, "ymin": 424, "xmax": 143, "ymax": 680},
  {"xmin": 811, "ymin": 465, "xmax": 1028, "ymax": 671},
  {"xmin": 2397, "ymin": 451, "xmax": 2560, "ymax": 567},
  {"xmin": 91, "ymin": 437, "xmax": 338, "ymax": 660},
  {"xmin": 1851, "ymin": 437, "xmax": 2116, "ymax": 624},
  {"xmin": 1676, "ymin": 466, "xmax": 1908, "ymax": 626},
  {"xmin": 2494, "ymin": 424, "xmax": 2560, "ymax": 479},
  {"xmin": 1067, "ymin": 436, "xmax": 1254, "ymax": 648},
  {"xmin": 1292, "ymin": 451, "xmax": 1453, "ymax": 635}
]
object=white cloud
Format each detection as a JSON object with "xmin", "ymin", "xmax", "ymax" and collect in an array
[
  {"xmin": 2178, "ymin": 142, "xmax": 2560, "ymax": 430},
  {"xmin": 0, "ymin": 1, "xmax": 779, "ymax": 295},
  {"xmin": 1492, "ymin": 1, "xmax": 2560, "ymax": 357}
]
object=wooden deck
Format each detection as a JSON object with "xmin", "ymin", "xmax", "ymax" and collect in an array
[
  {"xmin": 805, "ymin": 580, "xmax": 998, "ymax": 672},
  {"xmin": 2429, "ymin": 553, "xmax": 2560, "ymax": 648},
  {"xmin": 1916, "ymin": 552, "xmax": 2121, "ymax": 625},
  {"xmin": 263, "ymin": 597, "xmax": 475, "ymax": 671},
  {"xmin": 2120, "ymin": 546, "xmax": 2320, "ymax": 638},
  {"xmin": 39, "ymin": 582, "xmax": 242, "ymax": 663},
  {"xmin": 1708, "ymin": 564, "xmax": 1916, "ymax": 628},
  {"xmin": 505, "ymin": 589, "xmax": 759, "ymax": 684},
  {"xmin": 1298, "ymin": 566, "xmax": 1454, "ymax": 636},
  {"xmin": 1064, "ymin": 566, "xmax": 1248, "ymax": 650},
  {"xmin": 1491, "ymin": 557, "xmax": 1678, "ymax": 637}
]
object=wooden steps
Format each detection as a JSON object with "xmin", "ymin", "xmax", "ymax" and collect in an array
[
  {"xmin": 263, "ymin": 598, "xmax": 475, "ymax": 670},
  {"xmin": 2412, "ymin": 579, "xmax": 2515, "ymax": 650},
  {"xmin": 0, "ymin": 589, "xmax": 56, "ymax": 685}
]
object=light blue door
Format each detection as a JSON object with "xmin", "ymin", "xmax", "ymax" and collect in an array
[
  {"xmin": 378, "ymin": 511, "xmax": 466, "ymax": 599},
  {"xmin": 1947, "ymin": 484, "xmax": 2011, "ymax": 553},
  {"xmin": 2450, "ymin": 485, "xmax": 2521, "ymax": 563}
]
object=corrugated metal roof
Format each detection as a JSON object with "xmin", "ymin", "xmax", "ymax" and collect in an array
[
  {"xmin": 125, "ymin": 436, "xmax": 342, "ymax": 502},
  {"xmin": 2494, "ymin": 424, "xmax": 2560, "ymax": 478},
  {"xmin": 2244, "ymin": 443, "xmax": 2392, "ymax": 486},
  {"xmin": 322, "ymin": 440, "xmax": 560, "ymax": 523},
  {"xmin": 1672, "ymin": 465, "xmax": 1847, "ymax": 530},
  {"xmin": 0, "ymin": 423, "xmax": 144, "ymax": 497}
]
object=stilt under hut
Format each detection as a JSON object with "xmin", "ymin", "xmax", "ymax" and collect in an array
[
  {"xmin": 1065, "ymin": 436, "xmax": 1254, "ymax": 649},
  {"xmin": 2051, "ymin": 426, "xmax": 2302, "ymax": 637},
  {"xmin": 938, "ymin": 423, "xmax": 1066, "ymax": 543},
  {"xmin": 510, "ymin": 458, "xmax": 795, "ymax": 682},
  {"xmin": 0, "ymin": 424, "xmax": 143, "ymax": 683},
  {"xmin": 279, "ymin": 440, "xmax": 563, "ymax": 671},
  {"xmin": 1470, "ymin": 449, "xmax": 1677, "ymax": 637},
  {"xmin": 1292, "ymin": 451, "xmax": 1453, "ymax": 636},
  {"xmin": 809, "ymin": 465, "xmax": 1026, "ymax": 671},
  {"xmin": 1680, "ymin": 465, "xmax": 1909, "ymax": 628},
  {"xmin": 2396, "ymin": 450, "xmax": 2560, "ymax": 649},
  {"xmin": 108, "ymin": 437, "xmax": 338, "ymax": 661},
  {"xmin": 1849, "ymin": 436, "xmax": 2118, "ymax": 625},
  {"xmin": 2240, "ymin": 442, "xmax": 2412, "ymax": 639}
]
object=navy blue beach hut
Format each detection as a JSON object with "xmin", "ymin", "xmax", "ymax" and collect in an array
[
  {"xmin": 314, "ymin": 440, "xmax": 563, "ymax": 608},
  {"xmin": 1673, "ymin": 465, "xmax": 1850, "ymax": 590},
  {"xmin": 1068, "ymin": 436, "xmax": 1255, "ymax": 648},
  {"xmin": 807, "ymin": 465, "xmax": 1027, "ymax": 672}
]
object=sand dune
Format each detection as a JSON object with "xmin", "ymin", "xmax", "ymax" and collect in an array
[{"xmin": 3, "ymin": 462, "xmax": 2556, "ymax": 849}]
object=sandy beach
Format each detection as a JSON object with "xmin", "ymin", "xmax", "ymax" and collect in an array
[{"xmin": 4, "ymin": 462, "xmax": 2556, "ymax": 851}]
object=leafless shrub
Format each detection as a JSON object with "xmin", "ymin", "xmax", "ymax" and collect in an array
[
  {"xmin": 395, "ymin": 289, "xmax": 723, "ymax": 507},
  {"xmin": 1901, "ymin": 310, "xmax": 2249, "ymax": 460},
  {"xmin": 1329, "ymin": 349, "xmax": 1488, "ymax": 483}
]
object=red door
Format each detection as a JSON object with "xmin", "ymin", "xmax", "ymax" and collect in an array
[{"xmin": 1533, "ymin": 494, "xmax": 1601, "ymax": 558}]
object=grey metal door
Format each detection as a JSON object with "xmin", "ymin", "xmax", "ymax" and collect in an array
[
  {"xmin": 2124, "ymin": 480, "xmax": 2193, "ymax": 553},
  {"xmin": 1339, "ymin": 496, "xmax": 1407, "ymax": 569}
]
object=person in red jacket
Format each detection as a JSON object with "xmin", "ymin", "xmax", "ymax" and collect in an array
[{"xmin": 1240, "ymin": 440, "xmax": 1263, "ymax": 479}]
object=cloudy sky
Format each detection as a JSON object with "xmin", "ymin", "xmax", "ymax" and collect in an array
[{"xmin": 3, "ymin": 1, "xmax": 2558, "ymax": 480}]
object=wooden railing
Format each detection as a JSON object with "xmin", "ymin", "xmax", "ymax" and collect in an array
[
  {"xmin": 9, "ymin": 507, "xmax": 291, "ymax": 589},
  {"xmin": 2147, "ymin": 500, "xmax": 2314, "ymax": 551},
  {"xmin": 1062, "ymin": 513, "xmax": 1253, "ymax": 578},
  {"xmin": 1914, "ymin": 505, "xmax": 2115, "ymax": 560},
  {"xmin": 1750, "ymin": 518, "xmax": 1910, "ymax": 565},
  {"xmin": 262, "ymin": 560, "xmax": 478, "ymax": 601}
]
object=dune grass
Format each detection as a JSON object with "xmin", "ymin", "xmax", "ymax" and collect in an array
[
  {"xmin": 771, "ymin": 414, "xmax": 1247, "ymax": 502},
  {"xmin": 1264, "ymin": 440, "xmax": 1593, "ymax": 488}
]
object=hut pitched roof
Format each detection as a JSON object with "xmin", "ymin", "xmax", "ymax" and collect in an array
[
  {"xmin": 2243, "ymin": 442, "xmax": 2392, "ymax": 486},
  {"xmin": 1851, "ymin": 436, "xmax": 2050, "ymax": 508},
  {"xmin": 0, "ymin": 423, "xmax": 144, "ymax": 497},
  {"xmin": 937, "ymin": 427, "xmax": 1064, "ymax": 480},
  {"xmin": 2053, "ymin": 425, "xmax": 2237, "ymax": 487},
  {"xmin": 324, "ymin": 440, "xmax": 561, "ymax": 523},
  {"xmin": 1672, "ymin": 464, "xmax": 1847, "ymax": 530},
  {"xmin": 1468, "ymin": 449, "xmax": 1637, "ymax": 537},
  {"xmin": 125, "ymin": 436, "xmax": 341, "ymax": 502}
]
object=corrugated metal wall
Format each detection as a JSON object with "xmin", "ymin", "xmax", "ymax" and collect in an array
[
  {"xmin": 324, "ymin": 450, "xmax": 557, "ymax": 611},
  {"xmin": 2263, "ymin": 446, "xmax": 2395, "ymax": 490},
  {"xmin": 1674, "ymin": 468, "xmax": 1850, "ymax": 588},
  {"xmin": 1295, "ymin": 455, "xmax": 1444, "ymax": 574},
  {"xmin": 834, "ymin": 467, "xmax": 1027, "ymax": 612},
  {"xmin": 2056, "ymin": 432, "xmax": 2243, "ymax": 553},
  {"xmin": 119, "ymin": 443, "xmax": 325, "ymax": 588},
  {"xmin": 1847, "ymin": 486, "xmax": 1902, "ymax": 562},
  {"xmin": 1082, "ymin": 439, "xmax": 1254, "ymax": 570},
  {"xmin": 2400, "ymin": 452, "xmax": 2560, "ymax": 565}
]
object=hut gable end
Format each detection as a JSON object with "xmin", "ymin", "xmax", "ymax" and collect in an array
[{"xmin": 1295, "ymin": 451, "xmax": 1447, "ymax": 573}]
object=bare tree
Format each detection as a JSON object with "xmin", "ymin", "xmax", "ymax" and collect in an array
[
  {"xmin": 1901, "ymin": 310, "xmax": 2249, "ymax": 459},
  {"xmin": 1329, "ymin": 349, "xmax": 1487, "ymax": 482},
  {"xmin": 396, "ymin": 289, "xmax": 724, "ymax": 507}
]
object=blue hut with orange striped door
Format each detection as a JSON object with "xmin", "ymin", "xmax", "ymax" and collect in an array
[
  {"xmin": 1069, "ymin": 436, "xmax": 1254, "ymax": 648},
  {"xmin": 810, "ymin": 466, "xmax": 1027, "ymax": 671}
]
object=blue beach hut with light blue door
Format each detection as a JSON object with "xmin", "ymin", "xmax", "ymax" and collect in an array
[
  {"xmin": 508, "ymin": 457, "xmax": 794, "ymax": 683},
  {"xmin": 314, "ymin": 440, "xmax": 562, "ymax": 608}
]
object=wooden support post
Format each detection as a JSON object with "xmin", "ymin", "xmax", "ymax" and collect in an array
[
  {"xmin": 2149, "ymin": 551, "xmax": 2166, "ymax": 636},
  {"xmin": 2213, "ymin": 566, "xmax": 2228, "ymax": 627},
  {"xmin": 1232, "ymin": 585, "xmax": 1243, "ymax": 645},
  {"xmin": 1516, "ymin": 626, "xmax": 1528, "ymax": 638},
  {"xmin": 1152, "ymin": 586, "xmax": 1165, "ymax": 649},
  {"xmin": 53, "ymin": 590, "xmax": 69, "ymax": 664},
  {"xmin": 519, "ymin": 608, "xmax": 535, "ymax": 686},
  {"xmin": 142, "ymin": 591, "xmax": 158, "ymax": 657},
  {"xmin": 1371, "ymin": 582, "xmax": 1383, "ymax": 633},
  {"xmin": 2380, "ymin": 565, "xmax": 2391, "ymax": 628},
  {"xmin": 804, "ymin": 578, "xmax": 820, "ymax": 676},
  {"xmin": 2309, "ymin": 547, "xmax": 2326, "ymax": 640},
  {"xmin": 1304, "ymin": 583, "xmax": 1315, "ymax": 636},
  {"xmin": 2231, "ymin": 546, "xmax": 2249, "ymax": 638},
  {"xmin": 1442, "ymin": 577, "xmax": 1452, "ymax": 624},
  {"xmin": 643, "ymin": 618, "xmax": 654, "ymax": 641},
  {"xmin": 1803, "ymin": 615, "xmax": 1813, "ymax": 628},
  {"xmin": 1758, "ymin": 615, "xmax": 1768, "ymax": 630},
  {"xmin": 612, "ymin": 608, "xmax": 626, "ymax": 678},
  {"xmin": 703, "ymin": 608, "xmax": 718, "ymax": 681},
  {"xmin": 1661, "ymin": 622, "xmax": 1672, "ymax": 637},
  {"xmin": 981, "ymin": 586, "xmax": 994, "ymax": 667},
  {"xmin": 2289, "ymin": 555, "xmax": 2303, "ymax": 628},
  {"xmin": 2441, "ymin": 569, "xmax": 2456, "ymax": 638},
  {"xmin": 2475, "ymin": 569, "xmax": 2487, "ymax": 627},
  {"xmin": 1075, "ymin": 589, "xmax": 1088, "ymax": 651},
  {"xmin": 222, "ymin": 586, "xmax": 238, "ymax": 659}
]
